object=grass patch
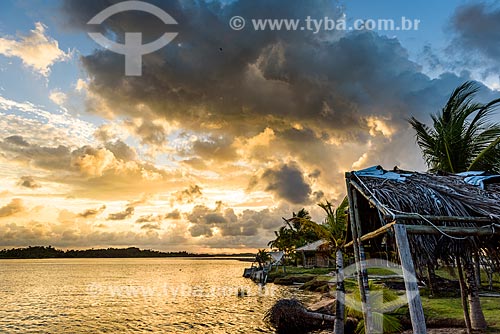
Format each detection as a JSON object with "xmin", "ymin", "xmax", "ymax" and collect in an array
[
  {"xmin": 267, "ymin": 266, "xmax": 333, "ymax": 282},
  {"xmin": 274, "ymin": 266, "xmax": 333, "ymax": 275},
  {"xmin": 367, "ymin": 267, "xmax": 400, "ymax": 276},
  {"xmin": 421, "ymin": 296, "xmax": 500, "ymax": 331}
]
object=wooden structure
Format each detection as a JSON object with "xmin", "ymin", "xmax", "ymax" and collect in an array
[
  {"xmin": 344, "ymin": 166, "xmax": 500, "ymax": 334},
  {"xmin": 296, "ymin": 239, "xmax": 331, "ymax": 268}
]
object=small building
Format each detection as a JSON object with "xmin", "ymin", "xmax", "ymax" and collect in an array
[{"xmin": 296, "ymin": 239, "xmax": 332, "ymax": 268}]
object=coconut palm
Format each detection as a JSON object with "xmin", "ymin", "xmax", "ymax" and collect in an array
[
  {"xmin": 409, "ymin": 81, "xmax": 500, "ymax": 173},
  {"xmin": 409, "ymin": 81, "xmax": 500, "ymax": 331},
  {"xmin": 297, "ymin": 198, "xmax": 349, "ymax": 334},
  {"xmin": 319, "ymin": 198, "xmax": 349, "ymax": 334},
  {"xmin": 255, "ymin": 249, "xmax": 271, "ymax": 268},
  {"xmin": 268, "ymin": 209, "xmax": 319, "ymax": 252}
]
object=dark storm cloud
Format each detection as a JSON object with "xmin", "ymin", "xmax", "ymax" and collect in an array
[
  {"xmin": 5, "ymin": 135, "xmax": 29, "ymax": 147},
  {"xmin": 104, "ymin": 140, "xmax": 137, "ymax": 161},
  {"xmin": 450, "ymin": 3, "xmax": 500, "ymax": 65},
  {"xmin": 58, "ymin": 0, "xmax": 500, "ymax": 206},
  {"xmin": 135, "ymin": 214, "xmax": 163, "ymax": 223},
  {"xmin": 190, "ymin": 135, "xmax": 238, "ymax": 161},
  {"xmin": 140, "ymin": 223, "xmax": 162, "ymax": 230},
  {"xmin": 59, "ymin": 0, "xmax": 486, "ymax": 146},
  {"xmin": 165, "ymin": 209, "xmax": 181, "ymax": 220},
  {"xmin": 79, "ymin": 205, "xmax": 106, "ymax": 218},
  {"xmin": 1, "ymin": 136, "xmax": 71, "ymax": 170},
  {"xmin": 18, "ymin": 176, "xmax": 41, "ymax": 189},
  {"xmin": 261, "ymin": 163, "xmax": 312, "ymax": 204},
  {"xmin": 124, "ymin": 119, "xmax": 167, "ymax": 146},
  {"xmin": 59, "ymin": 0, "xmax": 434, "ymax": 138},
  {"xmin": 107, "ymin": 206, "xmax": 134, "ymax": 220}
]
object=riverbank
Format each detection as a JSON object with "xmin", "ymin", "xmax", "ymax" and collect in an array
[{"xmin": 265, "ymin": 266, "xmax": 500, "ymax": 333}]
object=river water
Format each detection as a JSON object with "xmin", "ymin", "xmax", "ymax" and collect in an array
[{"xmin": 0, "ymin": 258, "xmax": 319, "ymax": 333}]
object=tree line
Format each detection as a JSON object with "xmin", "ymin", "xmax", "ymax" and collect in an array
[{"xmin": 0, "ymin": 246, "xmax": 253, "ymax": 259}]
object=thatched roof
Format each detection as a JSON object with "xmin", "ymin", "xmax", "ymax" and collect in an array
[
  {"xmin": 352, "ymin": 166, "xmax": 500, "ymax": 219},
  {"xmin": 347, "ymin": 166, "xmax": 500, "ymax": 268}
]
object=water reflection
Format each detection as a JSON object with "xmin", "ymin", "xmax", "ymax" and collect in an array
[{"xmin": 0, "ymin": 258, "xmax": 319, "ymax": 333}]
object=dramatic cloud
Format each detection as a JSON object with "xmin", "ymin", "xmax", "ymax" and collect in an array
[
  {"xmin": 186, "ymin": 201, "xmax": 284, "ymax": 238},
  {"xmin": 5, "ymin": 135, "xmax": 29, "ymax": 147},
  {"xmin": 135, "ymin": 209, "xmax": 182, "ymax": 224},
  {"xmin": 165, "ymin": 209, "xmax": 181, "ymax": 220},
  {"xmin": 0, "ymin": 198, "xmax": 24, "ymax": 217},
  {"xmin": 124, "ymin": 119, "xmax": 167, "ymax": 147},
  {"xmin": 79, "ymin": 205, "xmax": 106, "ymax": 218},
  {"xmin": 0, "ymin": 22, "xmax": 70, "ymax": 76},
  {"xmin": 135, "ymin": 214, "xmax": 163, "ymax": 224},
  {"xmin": 171, "ymin": 185, "xmax": 203, "ymax": 204},
  {"xmin": 0, "ymin": 136, "xmax": 186, "ymax": 199},
  {"xmin": 450, "ymin": 3, "xmax": 500, "ymax": 65},
  {"xmin": 141, "ymin": 223, "xmax": 162, "ymax": 230},
  {"xmin": 104, "ymin": 140, "xmax": 137, "ymax": 161},
  {"xmin": 189, "ymin": 136, "xmax": 238, "ymax": 162},
  {"xmin": 107, "ymin": 206, "xmax": 134, "ymax": 220},
  {"xmin": 18, "ymin": 176, "xmax": 41, "ymax": 189},
  {"xmin": 59, "ymin": 0, "xmax": 489, "ymax": 193},
  {"xmin": 260, "ymin": 163, "xmax": 312, "ymax": 204}
]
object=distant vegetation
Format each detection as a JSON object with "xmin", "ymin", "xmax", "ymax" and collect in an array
[{"xmin": 0, "ymin": 246, "xmax": 254, "ymax": 259}]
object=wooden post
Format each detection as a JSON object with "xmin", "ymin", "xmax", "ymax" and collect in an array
[
  {"xmin": 346, "ymin": 178, "xmax": 373, "ymax": 333},
  {"xmin": 393, "ymin": 223, "xmax": 427, "ymax": 334}
]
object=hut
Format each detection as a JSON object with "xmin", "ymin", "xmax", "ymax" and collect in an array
[
  {"xmin": 344, "ymin": 165, "xmax": 500, "ymax": 334},
  {"xmin": 296, "ymin": 239, "xmax": 331, "ymax": 268}
]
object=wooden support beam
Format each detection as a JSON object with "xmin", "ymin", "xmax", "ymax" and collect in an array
[
  {"xmin": 345, "ymin": 222, "xmax": 499, "ymax": 249},
  {"xmin": 344, "ymin": 221, "xmax": 396, "ymax": 248},
  {"xmin": 385, "ymin": 214, "xmax": 496, "ymax": 224},
  {"xmin": 405, "ymin": 225, "xmax": 500, "ymax": 236},
  {"xmin": 393, "ymin": 224, "xmax": 427, "ymax": 334},
  {"xmin": 346, "ymin": 180, "xmax": 374, "ymax": 333}
]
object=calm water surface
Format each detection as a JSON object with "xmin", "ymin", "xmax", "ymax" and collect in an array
[{"xmin": 0, "ymin": 258, "xmax": 319, "ymax": 333}]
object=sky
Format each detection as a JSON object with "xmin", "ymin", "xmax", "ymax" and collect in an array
[{"xmin": 1, "ymin": 0, "xmax": 500, "ymax": 253}]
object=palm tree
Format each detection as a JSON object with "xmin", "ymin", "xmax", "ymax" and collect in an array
[
  {"xmin": 256, "ymin": 249, "xmax": 271, "ymax": 268},
  {"xmin": 268, "ymin": 208, "xmax": 320, "ymax": 271},
  {"xmin": 409, "ymin": 81, "xmax": 500, "ymax": 173},
  {"xmin": 409, "ymin": 81, "xmax": 500, "ymax": 331},
  {"xmin": 299, "ymin": 198, "xmax": 349, "ymax": 334}
]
